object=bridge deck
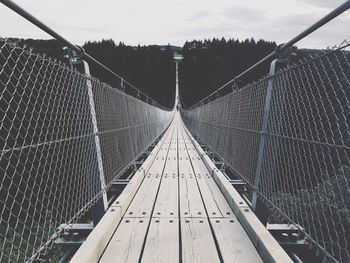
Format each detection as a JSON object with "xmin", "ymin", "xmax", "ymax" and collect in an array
[
  {"xmin": 99, "ymin": 114, "xmax": 263, "ymax": 263},
  {"xmin": 71, "ymin": 113, "xmax": 291, "ymax": 263}
]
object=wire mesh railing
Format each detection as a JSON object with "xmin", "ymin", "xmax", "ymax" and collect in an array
[
  {"xmin": 0, "ymin": 38, "xmax": 174, "ymax": 262},
  {"xmin": 181, "ymin": 41, "xmax": 350, "ymax": 263}
]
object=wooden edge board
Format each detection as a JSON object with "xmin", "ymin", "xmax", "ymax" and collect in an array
[
  {"xmin": 181, "ymin": 121, "xmax": 294, "ymax": 263},
  {"xmin": 69, "ymin": 206, "xmax": 122, "ymax": 263}
]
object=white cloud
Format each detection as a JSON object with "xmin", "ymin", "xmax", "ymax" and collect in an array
[
  {"xmin": 0, "ymin": 0, "xmax": 349, "ymax": 48},
  {"xmin": 294, "ymin": 0, "xmax": 345, "ymax": 9}
]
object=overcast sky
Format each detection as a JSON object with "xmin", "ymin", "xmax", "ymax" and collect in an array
[{"xmin": 0, "ymin": 0, "xmax": 349, "ymax": 48}]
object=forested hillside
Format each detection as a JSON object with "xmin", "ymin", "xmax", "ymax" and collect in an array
[
  {"xmin": 179, "ymin": 38, "xmax": 276, "ymax": 107},
  {"xmin": 83, "ymin": 40, "xmax": 175, "ymax": 108},
  {"xmin": 9, "ymin": 37, "xmax": 277, "ymax": 108}
]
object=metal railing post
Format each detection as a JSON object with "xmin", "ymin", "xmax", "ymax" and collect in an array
[
  {"xmin": 83, "ymin": 61, "xmax": 108, "ymax": 224},
  {"xmin": 251, "ymin": 58, "xmax": 287, "ymax": 225}
]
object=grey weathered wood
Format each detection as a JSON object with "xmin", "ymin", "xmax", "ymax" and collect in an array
[
  {"xmin": 196, "ymin": 176, "xmax": 234, "ymax": 218},
  {"xmin": 142, "ymin": 218, "xmax": 179, "ymax": 263},
  {"xmin": 179, "ymin": 175, "xmax": 206, "ymax": 218},
  {"xmin": 125, "ymin": 176, "xmax": 162, "ymax": 217},
  {"xmin": 184, "ymin": 135, "xmax": 234, "ymax": 218},
  {"xmin": 141, "ymin": 124, "xmax": 174, "ymax": 173},
  {"xmin": 111, "ymin": 170, "xmax": 146, "ymax": 215},
  {"xmin": 210, "ymin": 218, "xmax": 263, "ymax": 263},
  {"xmin": 181, "ymin": 218, "xmax": 220, "ymax": 263},
  {"xmin": 178, "ymin": 124, "xmax": 207, "ymax": 218},
  {"xmin": 162, "ymin": 132, "xmax": 178, "ymax": 177},
  {"xmin": 70, "ymin": 206, "xmax": 122, "ymax": 263},
  {"xmin": 153, "ymin": 176, "xmax": 178, "ymax": 218},
  {"xmin": 148, "ymin": 118, "xmax": 179, "ymax": 218},
  {"xmin": 148, "ymin": 147, "xmax": 171, "ymax": 177},
  {"xmin": 99, "ymin": 217, "xmax": 150, "ymax": 263},
  {"xmin": 147, "ymin": 125, "xmax": 175, "ymax": 178}
]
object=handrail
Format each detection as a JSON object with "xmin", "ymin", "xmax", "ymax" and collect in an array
[
  {"xmin": 0, "ymin": 0, "xmax": 171, "ymax": 110},
  {"xmin": 185, "ymin": 0, "xmax": 350, "ymax": 110}
]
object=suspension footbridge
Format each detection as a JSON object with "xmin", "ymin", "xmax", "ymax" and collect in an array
[
  {"xmin": 69, "ymin": 65, "xmax": 291, "ymax": 262},
  {"xmin": 1, "ymin": 0, "xmax": 350, "ymax": 263}
]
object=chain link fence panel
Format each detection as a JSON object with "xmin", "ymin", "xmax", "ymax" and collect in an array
[
  {"xmin": 181, "ymin": 42, "xmax": 350, "ymax": 263},
  {"xmin": 0, "ymin": 39, "xmax": 174, "ymax": 262}
]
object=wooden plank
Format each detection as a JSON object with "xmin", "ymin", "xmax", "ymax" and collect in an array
[
  {"xmin": 196, "ymin": 176, "xmax": 234, "ymax": 218},
  {"xmin": 163, "ymin": 134, "xmax": 178, "ymax": 177},
  {"xmin": 146, "ymin": 158, "xmax": 167, "ymax": 177},
  {"xmin": 168, "ymin": 142, "xmax": 178, "ymax": 155},
  {"xmin": 177, "ymin": 135, "xmax": 195, "ymax": 177},
  {"xmin": 183, "ymin": 137, "xmax": 209, "ymax": 173},
  {"xmin": 125, "ymin": 176, "xmax": 161, "ymax": 218},
  {"xmin": 152, "ymin": 137, "xmax": 173, "ymax": 172},
  {"xmin": 178, "ymin": 159, "xmax": 194, "ymax": 174},
  {"xmin": 112, "ymin": 121, "xmax": 176, "ymax": 214},
  {"xmin": 183, "ymin": 136, "xmax": 234, "ymax": 218},
  {"xmin": 181, "ymin": 218, "xmax": 220, "ymax": 263},
  {"xmin": 141, "ymin": 125, "xmax": 173, "ymax": 173},
  {"xmin": 153, "ymin": 176, "xmax": 178, "ymax": 218},
  {"xmin": 178, "ymin": 124, "xmax": 206, "ymax": 218},
  {"xmin": 146, "ymin": 126, "xmax": 174, "ymax": 178},
  {"xmin": 122, "ymin": 119, "xmax": 176, "ymax": 217},
  {"xmin": 151, "ymin": 119, "xmax": 178, "ymax": 217},
  {"xmin": 163, "ymin": 159, "xmax": 177, "ymax": 177},
  {"xmin": 111, "ymin": 170, "xmax": 146, "ymax": 215},
  {"xmin": 147, "ymin": 137, "xmax": 173, "ymax": 177},
  {"xmin": 141, "ymin": 218, "xmax": 179, "ymax": 263},
  {"xmin": 210, "ymin": 218, "xmax": 263, "ymax": 263},
  {"xmin": 99, "ymin": 217, "xmax": 150, "ymax": 263},
  {"xmin": 70, "ymin": 206, "xmax": 122, "ymax": 263},
  {"xmin": 178, "ymin": 167, "xmax": 205, "ymax": 218}
]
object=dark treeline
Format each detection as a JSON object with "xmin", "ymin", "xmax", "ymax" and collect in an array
[
  {"xmin": 15, "ymin": 38, "xmax": 66, "ymax": 59},
  {"xmin": 83, "ymin": 40, "xmax": 176, "ymax": 108},
  {"xmin": 179, "ymin": 38, "xmax": 277, "ymax": 107},
  {"xmin": 7, "ymin": 38, "xmax": 176, "ymax": 108},
  {"xmin": 9, "ymin": 37, "xmax": 277, "ymax": 108},
  {"xmin": 83, "ymin": 37, "xmax": 277, "ymax": 108}
]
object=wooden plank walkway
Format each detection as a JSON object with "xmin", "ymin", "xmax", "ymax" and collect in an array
[{"xmin": 71, "ymin": 113, "xmax": 293, "ymax": 263}]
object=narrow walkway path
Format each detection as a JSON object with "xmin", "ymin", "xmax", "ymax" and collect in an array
[{"xmin": 98, "ymin": 113, "xmax": 263, "ymax": 263}]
